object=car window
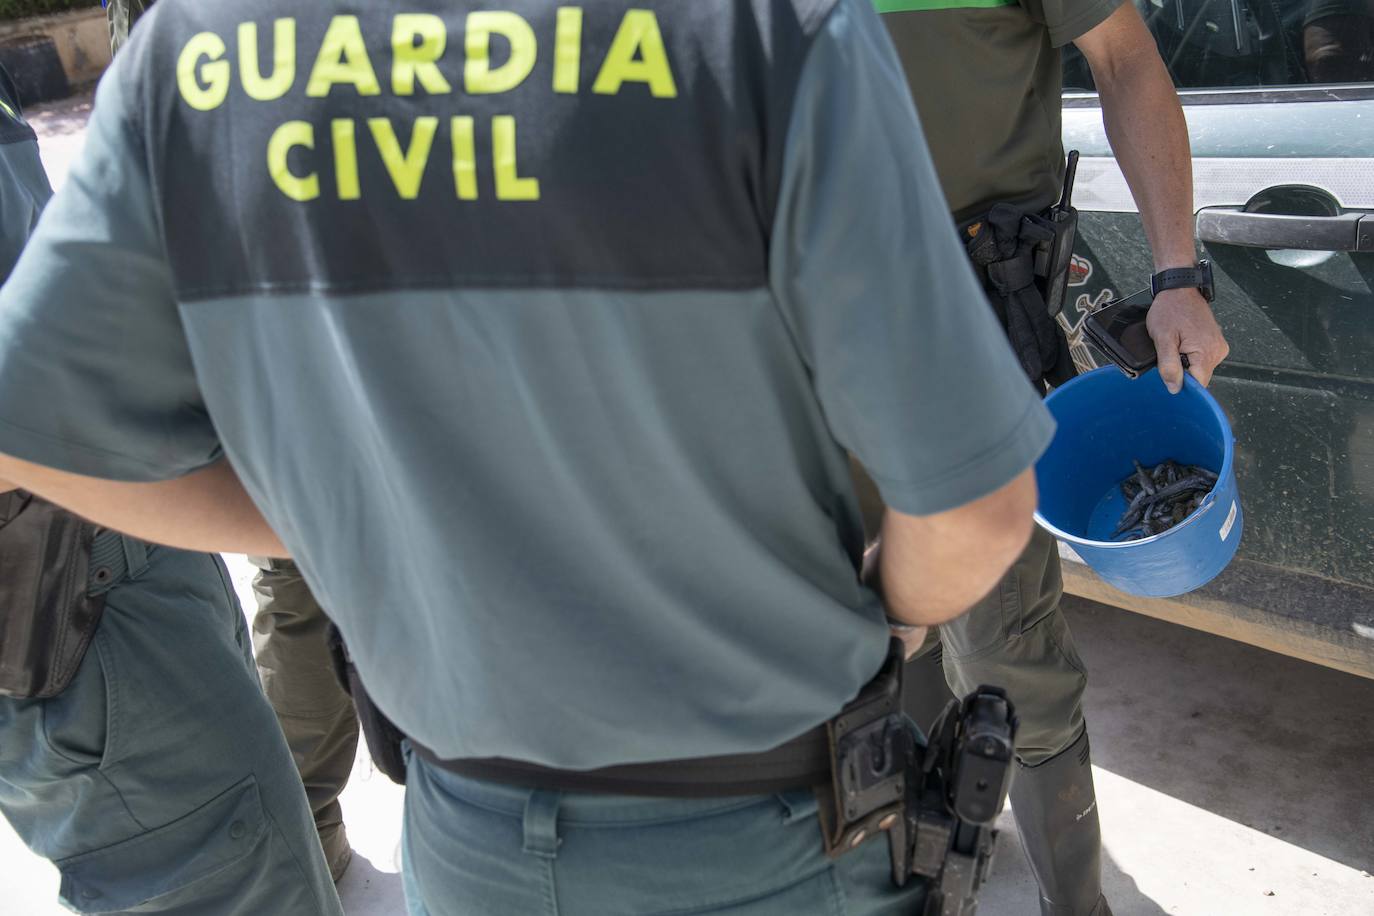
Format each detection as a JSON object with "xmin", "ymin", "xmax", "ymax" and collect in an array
[{"xmin": 1063, "ymin": 0, "xmax": 1374, "ymax": 90}]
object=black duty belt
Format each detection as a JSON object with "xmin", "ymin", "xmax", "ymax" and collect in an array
[
  {"xmin": 334, "ymin": 633, "xmax": 1015, "ymax": 912},
  {"xmin": 414, "ymin": 725, "xmax": 833, "ymax": 798},
  {"xmin": 960, "ymin": 151, "xmax": 1081, "ymax": 390},
  {"xmin": 411, "ymin": 639, "xmax": 910, "ymax": 799}
]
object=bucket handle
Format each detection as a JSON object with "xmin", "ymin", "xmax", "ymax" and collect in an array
[{"xmin": 1196, "ymin": 489, "xmax": 1217, "ymax": 514}]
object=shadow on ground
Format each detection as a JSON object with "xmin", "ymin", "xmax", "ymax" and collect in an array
[
  {"xmin": 1066, "ymin": 597, "xmax": 1374, "ymax": 873},
  {"xmin": 1102, "ymin": 850, "xmax": 1168, "ymax": 916},
  {"xmin": 983, "ymin": 800, "xmax": 1170, "ymax": 915},
  {"xmin": 338, "ymin": 850, "xmax": 406, "ymax": 915}
]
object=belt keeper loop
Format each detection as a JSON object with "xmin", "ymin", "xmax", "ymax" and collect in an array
[
  {"xmin": 522, "ymin": 790, "xmax": 562, "ymax": 860},
  {"xmin": 120, "ymin": 536, "xmax": 149, "ymax": 580},
  {"xmin": 88, "ymin": 528, "xmax": 129, "ymax": 595}
]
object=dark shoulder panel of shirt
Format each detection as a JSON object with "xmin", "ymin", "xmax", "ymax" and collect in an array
[
  {"xmin": 0, "ymin": 67, "xmax": 36, "ymax": 147},
  {"xmin": 126, "ymin": 0, "xmax": 840, "ymax": 300}
]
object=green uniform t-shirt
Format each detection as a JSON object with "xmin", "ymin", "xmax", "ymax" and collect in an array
[
  {"xmin": 0, "ymin": 0, "xmax": 1053, "ymax": 770},
  {"xmin": 878, "ymin": 0, "xmax": 1123, "ymax": 223}
]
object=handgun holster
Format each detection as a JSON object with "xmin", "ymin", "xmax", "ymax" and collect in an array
[
  {"xmin": 965, "ymin": 204, "xmax": 1076, "ymax": 388},
  {"xmin": 0, "ymin": 492, "xmax": 106, "ymax": 699},
  {"xmin": 328, "ymin": 624, "xmax": 409, "ymax": 785}
]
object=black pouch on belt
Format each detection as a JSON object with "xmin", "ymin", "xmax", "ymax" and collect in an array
[
  {"xmin": 328, "ymin": 623, "xmax": 408, "ymax": 785},
  {"xmin": 0, "ymin": 492, "xmax": 106, "ymax": 699},
  {"xmin": 963, "ymin": 204, "xmax": 1076, "ymax": 388}
]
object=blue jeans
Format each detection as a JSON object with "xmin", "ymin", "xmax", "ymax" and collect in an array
[
  {"xmin": 402, "ymin": 752, "xmax": 928, "ymax": 915},
  {"xmin": 0, "ymin": 537, "xmax": 342, "ymax": 915}
]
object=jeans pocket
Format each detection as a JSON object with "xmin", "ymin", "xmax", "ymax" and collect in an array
[
  {"xmin": 651, "ymin": 868, "xmax": 847, "ymax": 916},
  {"xmin": 56, "ymin": 776, "xmax": 270, "ymax": 914},
  {"xmin": 38, "ymin": 630, "xmax": 110, "ymax": 768}
]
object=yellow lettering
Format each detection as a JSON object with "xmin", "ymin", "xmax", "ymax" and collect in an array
[
  {"xmin": 306, "ymin": 15, "xmax": 381, "ymax": 97},
  {"xmin": 552, "ymin": 8, "xmax": 583, "ymax": 94},
  {"xmin": 267, "ymin": 121, "xmax": 319, "ymax": 201},
  {"xmin": 368, "ymin": 117, "xmax": 438, "ymax": 200},
  {"xmin": 492, "ymin": 116, "xmax": 539, "ymax": 201},
  {"xmin": 593, "ymin": 10, "xmax": 677, "ymax": 98},
  {"xmin": 464, "ymin": 12, "xmax": 536, "ymax": 95},
  {"xmin": 239, "ymin": 19, "xmax": 296, "ymax": 102},
  {"xmin": 332, "ymin": 119, "xmax": 360, "ymax": 200},
  {"xmin": 177, "ymin": 32, "xmax": 230, "ymax": 111},
  {"xmin": 392, "ymin": 14, "xmax": 452, "ymax": 96},
  {"xmin": 451, "ymin": 116, "xmax": 478, "ymax": 200}
]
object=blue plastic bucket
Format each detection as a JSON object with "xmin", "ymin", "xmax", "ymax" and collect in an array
[{"xmin": 1034, "ymin": 367, "xmax": 1242, "ymax": 598}]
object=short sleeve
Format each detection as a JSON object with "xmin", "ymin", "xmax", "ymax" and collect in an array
[
  {"xmin": 1022, "ymin": 0, "xmax": 1126, "ymax": 47},
  {"xmin": 769, "ymin": 0, "xmax": 1055, "ymax": 516},
  {"xmin": 0, "ymin": 54, "xmax": 220, "ymax": 482}
]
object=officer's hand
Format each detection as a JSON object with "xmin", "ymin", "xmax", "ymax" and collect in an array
[
  {"xmin": 1146, "ymin": 288, "xmax": 1229, "ymax": 394},
  {"xmin": 0, "ymin": 478, "xmax": 14, "ymax": 496},
  {"xmin": 866, "ymin": 538, "xmax": 931, "ymax": 658}
]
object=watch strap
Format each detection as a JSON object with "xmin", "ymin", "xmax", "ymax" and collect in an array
[{"xmin": 1151, "ymin": 261, "xmax": 1214, "ymax": 301}]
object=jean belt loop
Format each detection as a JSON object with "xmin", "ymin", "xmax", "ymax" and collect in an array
[
  {"xmin": 87, "ymin": 528, "xmax": 130, "ymax": 595},
  {"xmin": 120, "ymin": 535, "xmax": 149, "ymax": 580},
  {"xmin": 522, "ymin": 789, "xmax": 563, "ymax": 860}
]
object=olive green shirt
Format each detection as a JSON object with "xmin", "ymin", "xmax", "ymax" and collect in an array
[{"xmin": 878, "ymin": 0, "xmax": 1123, "ymax": 223}]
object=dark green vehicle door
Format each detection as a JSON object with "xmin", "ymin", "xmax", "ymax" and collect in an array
[{"xmin": 1060, "ymin": 0, "xmax": 1374, "ymax": 673}]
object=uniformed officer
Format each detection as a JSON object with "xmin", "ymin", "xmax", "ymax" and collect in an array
[
  {"xmin": 871, "ymin": 3, "xmax": 1231, "ymax": 914},
  {"xmin": 0, "ymin": 64, "xmax": 342, "ymax": 915},
  {"xmin": 0, "ymin": 1, "xmax": 1054, "ymax": 912},
  {"xmin": 108, "ymin": 3, "xmax": 364, "ymax": 884}
]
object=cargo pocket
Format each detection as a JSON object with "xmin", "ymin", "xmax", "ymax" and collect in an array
[
  {"xmin": 943, "ymin": 527, "xmax": 1062, "ymax": 660},
  {"xmin": 938, "ymin": 575, "xmax": 1014, "ymax": 661},
  {"xmin": 56, "ymin": 776, "xmax": 268, "ymax": 914}
]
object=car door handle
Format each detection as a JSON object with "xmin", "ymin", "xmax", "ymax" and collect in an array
[{"xmin": 1196, "ymin": 208, "xmax": 1374, "ymax": 252}]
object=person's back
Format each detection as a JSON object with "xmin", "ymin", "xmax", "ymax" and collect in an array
[
  {"xmin": 0, "ymin": 2, "xmax": 1052, "ymax": 911},
  {"xmin": 20, "ymin": 0, "xmax": 1046, "ymax": 768}
]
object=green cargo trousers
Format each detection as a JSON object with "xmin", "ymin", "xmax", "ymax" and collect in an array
[
  {"xmin": 853, "ymin": 459, "xmax": 1109, "ymax": 916},
  {"xmin": 930, "ymin": 525, "xmax": 1087, "ymax": 762},
  {"xmin": 248, "ymin": 558, "xmax": 360, "ymax": 882},
  {"xmin": 851, "ymin": 461, "xmax": 1087, "ymax": 761},
  {"xmin": 0, "ymin": 535, "xmax": 344, "ymax": 915}
]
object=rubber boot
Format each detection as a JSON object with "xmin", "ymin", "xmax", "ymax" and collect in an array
[{"xmin": 1009, "ymin": 729, "xmax": 1112, "ymax": 916}]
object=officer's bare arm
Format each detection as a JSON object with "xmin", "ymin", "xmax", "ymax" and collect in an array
[
  {"xmin": 0, "ymin": 453, "xmax": 288, "ymax": 556},
  {"xmin": 1074, "ymin": 3, "xmax": 1229, "ymax": 393},
  {"xmin": 870, "ymin": 467, "xmax": 1037, "ymax": 629}
]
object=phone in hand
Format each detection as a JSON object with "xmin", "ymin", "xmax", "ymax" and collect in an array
[{"xmin": 1082, "ymin": 287, "xmax": 1157, "ymax": 379}]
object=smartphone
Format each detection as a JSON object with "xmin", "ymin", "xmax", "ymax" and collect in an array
[{"xmin": 1082, "ymin": 287, "xmax": 1156, "ymax": 378}]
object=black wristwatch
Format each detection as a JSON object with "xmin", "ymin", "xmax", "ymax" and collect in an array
[{"xmin": 1151, "ymin": 260, "xmax": 1215, "ymax": 302}]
